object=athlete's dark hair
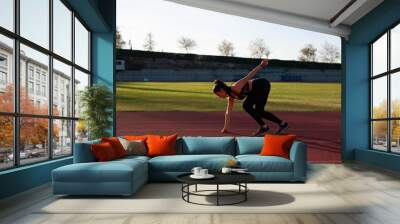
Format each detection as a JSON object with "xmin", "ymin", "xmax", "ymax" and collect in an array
[{"xmin": 213, "ymin": 80, "xmax": 231, "ymax": 95}]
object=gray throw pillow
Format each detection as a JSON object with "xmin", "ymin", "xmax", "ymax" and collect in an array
[{"xmin": 118, "ymin": 137, "xmax": 147, "ymax": 156}]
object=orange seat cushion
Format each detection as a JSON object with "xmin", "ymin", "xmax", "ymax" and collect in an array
[
  {"xmin": 260, "ymin": 134, "xmax": 296, "ymax": 159},
  {"xmin": 146, "ymin": 134, "xmax": 178, "ymax": 157},
  {"xmin": 91, "ymin": 142, "xmax": 117, "ymax": 162},
  {"xmin": 101, "ymin": 137, "xmax": 127, "ymax": 158}
]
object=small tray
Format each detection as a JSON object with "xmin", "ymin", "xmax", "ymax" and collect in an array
[{"xmin": 190, "ymin": 174, "xmax": 215, "ymax": 179}]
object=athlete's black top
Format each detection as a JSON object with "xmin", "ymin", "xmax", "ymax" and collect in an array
[{"xmin": 228, "ymin": 82, "xmax": 250, "ymax": 100}]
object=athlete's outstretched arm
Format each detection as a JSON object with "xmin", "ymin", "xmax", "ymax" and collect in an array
[
  {"xmin": 232, "ymin": 59, "xmax": 268, "ymax": 91},
  {"xmin": 221, "ymin": 97, "xmax": 234, "ymax": 133}
]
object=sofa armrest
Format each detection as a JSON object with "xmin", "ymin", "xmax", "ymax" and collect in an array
[
  {"xmin": 289, "ymin": 141, "xmax": 307, "ymax": 181},
  {"xmin": 73, "ymin": 141, "xmax": 99, "ymax": 163}
]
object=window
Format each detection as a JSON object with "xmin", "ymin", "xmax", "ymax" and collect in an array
[
  {"xmin": 20, "ymin": 0, "xmax": 49, "ymax": 49},
  {"xmin": 53, "ymin": 119, "xmax": 72, "ymax": 158},
  {"xmin": 35, "ymin": 84, "xmax": 40, "ymax": 95},
  {"xmin": 0, "ymin": 53, "xmax": 8, "ymax": 89},
  {"xmin": 0, "ymin": 34, "xmax": 13, "ymax": 113},
  {"xmin": 0, "ymin": 71, "xmax": 7, "ymax": 84},
  {"xmin": 53, "ymin": 0, "xmax": 72, "ymax": 60},
  {"xmin": 42, "ymin": 85, "xmax": 46, "ymax": 97},
  {"xmin": 74, "ymin": 69, "xmax": 89, "ymax": 118},
  {"xmin": 0, "ymin": 0, "xmax": 14, "ymax": 31},
  {"xmin": 28, "ymin": 67, "xmax": 34, "ymax": 80},
  {"xmin": 0, "ymin": 0, "xmax": 91, "ymax": 170},
  {"xmin": 74, "ymin": 69, "xmax": 89, "ymax": 143},
  {"xmin": 0, "ymin": 116, "xmax": 13, "ymax": 170},
  {"xmin": 75, "ymin": 18, "xmax": 90, "ymax": 70},
  {"xmin": 391, "ymin": 24, "xmax": 400, "ymax": 70},
  {"xmin": 35, "ymin": 70, "xmax": 41, "ymax": 81},
  {"xmin": 53, "ymin": 59, "xmax": 72, "ymax": 117},
  {"xmin": 19, "ymin": 117, "xmax": 49, "ymax": 165},
  {"xmin": 0, "ymin": 54, "xmax": 7, "ymax": 67},
  {"xmin": 370, "ymin": 23, "xmax": 400, "ymax": 153},
  {"xmin": 28, "ymin": 81, "xmax": 34, "ymax": 94}
]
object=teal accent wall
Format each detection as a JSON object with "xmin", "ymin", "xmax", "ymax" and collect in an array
[
  {"xmin": 0, "ymin": 158, "xmax": 72, "ymax": 199},
  {"xmin": 91, "ymin": 0, "xmax": 116, "ymax": 135},
  {"xmin": 0, "ymin": 0, "xmax": 116, "ymax": 200},
  {"xmin": 343, "ymin": 0, "xmax": 400, "ymax": 171},
  {"xmin": 92, "ymin": 32, "xmax": 116, "ymax": 135}
]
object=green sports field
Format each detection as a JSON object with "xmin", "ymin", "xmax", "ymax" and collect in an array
[{"xmin": 116, "ymin": 82, "xmax": 341, "ymax": 112}]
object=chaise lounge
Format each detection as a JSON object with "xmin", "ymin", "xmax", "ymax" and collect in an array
[{"xmin": 52, "ymin": 136, "xmax": 307, "ymax": 196}]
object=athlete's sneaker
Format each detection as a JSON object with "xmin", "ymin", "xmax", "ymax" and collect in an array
[
  {"xmin": 252, "ymin": 126, "xmax": 270, "ymax": 136},
  {"xmin": 275, "ymin": 122, "xmax": 289, "ymax": 134}
]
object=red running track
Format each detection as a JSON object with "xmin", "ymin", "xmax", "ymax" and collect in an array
[{"xmin": 117, "ymin": 111, "xmax": 341, "ymax": 163}]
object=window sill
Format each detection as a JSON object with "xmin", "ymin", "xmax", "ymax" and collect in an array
[
  {"xmin": 355, "ymin": 148, "xmax": 400, "ymax": 172},
  {"xmin": 0, "ymin": 156, "xmax": 72, "ymax": 176}
]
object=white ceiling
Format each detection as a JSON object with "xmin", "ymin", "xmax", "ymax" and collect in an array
[
  {"xmin": 166, "ymin": 0, "xmax": 384, "ymax": 38},
  {"xmin": 228, "ymin": 0, "xmax": 352, "ymax": 22}
]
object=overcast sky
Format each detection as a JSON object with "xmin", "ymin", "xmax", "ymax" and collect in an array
[{"xmin": 117, "ymin": 0, "xmax": 341, "ymax": 61}]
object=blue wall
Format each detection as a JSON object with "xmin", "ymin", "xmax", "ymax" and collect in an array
[
  {"xmin": 0, "ymin": 158, "xmax": 72, "ymax": 199},
  {"xmin": 0, "ymin": 0, "xmax": 116, "ymax": 200},
  {"xmin": 92, "ymin": 0, "xmax": 116, "ymax": 135},
  {"xmin": 343, "ymin": 0, "xmax": 400, "ymax": 170}
]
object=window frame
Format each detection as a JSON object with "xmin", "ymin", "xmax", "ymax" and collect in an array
[
  {"xmin": 370, "ymin": 21, "xmax": 400, "ymax": 154},
  {"xmin": 0, "ymin": 0, "xmax": 92, "ymax": 171}
]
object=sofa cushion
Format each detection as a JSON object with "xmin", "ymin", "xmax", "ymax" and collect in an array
[
  {"xmin": 149, "ymin": 154, "xmax": 235, "ymax": 172},
  {"xmin": 91, "ymin": 142, "xmax": 118, "ymax": 161},
  {"xmin": 115, "ymin": 155, "xmax": 150, "ymax": 163},
  {"xmin": 123, "ymin": 135, "xmax": 148, "ymax": 142},
  {"xmin": 236, "ymin": 155, "xmax": 293, "ymax": 172},
  {"xmin": 101, "ymin": 137, "xmax": 127, "ymax": 158},
  {"xmin": 180, "ymin": 137, "xmax": 235, "ymax": 155},
  {"xmin": 260, "ymin": 134, "xmax": 296, "ymax": 159},
  {"xmin": 53, "ymin": 159, "xmax": 147, "ymax": 183},
  {"xmin": 147, "ymin": 134, "xmax": 178, "ymax": 157},
  {"xmin": 118, "ymin": 138, "xmax": 147, "ymax": 156},
  {"xmin": 236, "ymin": 137, "xmax": 263, "ymax": 155}
]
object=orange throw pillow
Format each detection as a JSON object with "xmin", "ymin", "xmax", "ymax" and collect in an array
[
  {"xmin": 124, "ymin": 135, "xmax": 148, "ymax": 141},
  {"xmin": 260, "ymin": 134, "xmax": 296, "ymax": 159},
  {"xmin": 146, "ymin": 134, "xmax": 178, "ymax": 157},
  {"xmin": 101, "ymin": 137, "xmax": 127, "ymax": 158},
  {"xmin": 91, "ymin": 142, "xmax": 117, "ymax": 161}
]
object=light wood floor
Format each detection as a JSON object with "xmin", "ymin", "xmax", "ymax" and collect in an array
[{"xmin": 1, "ymin": 162, "xmax": 400, "ymax": 224}]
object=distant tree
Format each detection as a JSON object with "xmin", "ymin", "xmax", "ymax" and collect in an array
[
  {"xmin": 128, "ymin": 40, "xmax": 133, "ymax": 50},
  {"xmin": 248, "ymin": 38, "xmax": 270, "ymax": 58},
  {"xmin": 319, "ymin": 42, "xmax": 340, "ymax": 63},
  {"xmin": 298, "ymin": 44, "xmax": 317, "ymax": 62},
  {"xmin": 0, "ymin": 85, "xmax": 57, "ymax": 150},
  {"xmin": 393, "ymin": 100, "xmax": 400, "ymax": 143},
  {"xmin": 372, "ymin": 100, "xmax": 388, "ymax": 141},
  {"xmin": 372, "ymin": 99, "xmax": 400, "ymax": 144},
  {"xmin": 177, "ymin": 37, "xmax": 197, "ymax": 53},
  {"xmin": 116, "ymin": 27, "xmax": 126, "ymax": 49},
  {"xmin": 143, "ymin": 33, "xmax": 155, "ymax": 51},
  {"xmin": 218, "ymin": 39, "xmax": 235, "ymax": 56}
]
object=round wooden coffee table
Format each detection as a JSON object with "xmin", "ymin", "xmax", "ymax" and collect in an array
[{"xmin": 177, "ymin": 173, "xmax": 255, "ymax": 206}]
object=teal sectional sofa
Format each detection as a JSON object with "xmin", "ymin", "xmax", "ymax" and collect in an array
[{"xmin": 52, "ymin": 137, "xmax": 307, "ymax": 196}]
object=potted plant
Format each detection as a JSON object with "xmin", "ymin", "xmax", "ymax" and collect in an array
[{"xmin": 79, "ymin": 84, "xmax": 113, "ymax": 140}]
